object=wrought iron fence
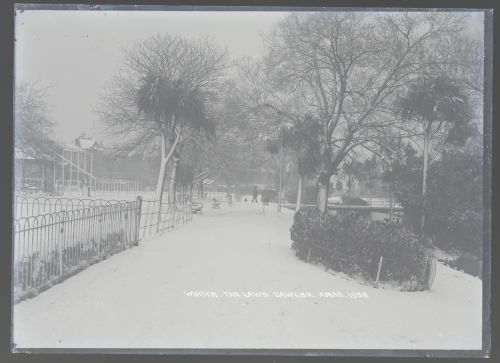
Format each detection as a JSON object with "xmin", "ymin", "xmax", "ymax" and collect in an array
[
  {"xmin": 13, "ymin": 192, "xmax": 196, "ymax": 302},
  {"xmin": 14, "ymin": 195, "xmax": 128, "ymax": 219},
  {"xmin": 139, "ymin": 197, "xmax": 192, "ymax": 239},
  {"xmin": 13, "ymin": 199, "xmax": 142, "ymax": 303},
  {"xmin": 55, "ymin": 178, "xmax": 146, "ymax": 198}
]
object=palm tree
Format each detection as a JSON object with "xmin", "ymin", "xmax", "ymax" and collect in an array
[
  {"xmin": 136, "ymin": 74, "xmax": 215, "ymax": 206},
  {"xmin": 283, "ymin": 115, "xmax": 321, "ymax": 212},
  {"xmin": 264, "ymin": 115, "xmax": 321, "ymax": 212},
  {"xmin": 397, "ymin": 75, "xmax": 471, "ymax": 232}
]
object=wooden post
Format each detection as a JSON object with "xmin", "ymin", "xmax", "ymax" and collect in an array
[{"xmin": 375, "ymin": 256, "xmax": 383, "ymax": 288}]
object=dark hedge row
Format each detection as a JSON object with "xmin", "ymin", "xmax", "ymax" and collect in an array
[{"xmin": 290, "ymin": 208, "xmax": 435, "ymax": 291}]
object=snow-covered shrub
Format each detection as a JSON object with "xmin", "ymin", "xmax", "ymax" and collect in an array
[{"xmin": 290, "ymin": 208, "xmax": 434, "ymax": 291}]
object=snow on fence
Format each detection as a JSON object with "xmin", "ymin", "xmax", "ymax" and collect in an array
[
  {"xmin": 55, "ymin": 178, "xmax": 150, "ymax": 200},
  {"xmin": 14, "ymin": 195, "xmax": 129, "ymax": 219},
  {"xmin": 13, "ymin": 199, "xmax": 142, "ymax": 303},
  {"xmin": 13, "ymin": 193, "xmax": 195, "ymax": 302},
  {"xmin": 139, "ymin": 197, "xmax": 193, "ymax": 239}
]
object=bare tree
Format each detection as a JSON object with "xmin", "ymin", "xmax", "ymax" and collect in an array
[
  {"xmin": 15, "ymin": 82, "xmax": 56, "ymax": 153},
  {"xmin": 244, "ymin": 12, "xmax": 470, "ymax": 213},
  {"xmin": 97, "ymin": 34, "xmax": 227, "ymax": 202}
]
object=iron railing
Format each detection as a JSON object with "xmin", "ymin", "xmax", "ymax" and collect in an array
[
  {"xmin": 139, "ymin": 197, "xmax": 192, "ymax": 239},
  {"xmin": 13, "ymin": 199, "xmax": 142, "ymax": 303},
  {"xmin": 55, "ymin": 178, "xmax": 146, "ymax": 198},
  {"xmin": 13, "ymin": 193, "xmax": 196, "ymax": 302},
  {"xmin": 14, "ymin": 195, "xmax": 128, "ymax": 219}
]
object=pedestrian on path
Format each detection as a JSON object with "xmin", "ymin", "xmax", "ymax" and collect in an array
[{"xmin": 252, "ymin": 186, "xmax": 259, "ymax": 203}]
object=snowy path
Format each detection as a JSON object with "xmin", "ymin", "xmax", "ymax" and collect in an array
[{"xmin": 13, "ymin": 202, "xmax": 482, "ymax": 350}]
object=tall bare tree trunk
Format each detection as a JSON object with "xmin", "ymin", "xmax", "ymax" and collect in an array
[
  {"xmin": 155, "ymin": 136, "xmax": 168, "ymax": 231},
  {"xmin": 317, "ymin": 171, "xmax": 330, "ymax": 214},
  {"xmin": 277, "ymin": 150, "xmax": 286, "ymax": 213},
  {"xmin": 295, "ymin": 175, "xmax": 303, "ymax": 212},
  {"xmin": 155, "ymin": 131, "xmax": 182, "ymax": 198},
  {"xmin": 277, "ymin": 165, "xmax": 282, "ymax": 213},
  {"xmin": 420, "ymin": 128, "xmax": 430, "ymax": 232},
  {"xmin": 155, "ymin": 134, "xmax": 169, "ymax": 201},
  {"xmin": 155, "ymin": 132, "xmax": 181, "ymax": 231},
  {"xmin": 168, "ymin": 152, "xmax": 180, "ymax": 206},
  {"xmin": 198, "ymin": 180, "xmax": 204, "ymax": 200},
  {"xmin": 155, "ymin": 156, "xmax": 168, "ymax": 201}
]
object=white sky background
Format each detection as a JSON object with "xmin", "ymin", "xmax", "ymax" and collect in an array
[
  {"xmin": 15, "ymin": 10, "xmax": 286, "ymax": 143},
  {"xmin": 14, "ymin": 9, "xmax": 484, "ymax": 145}
]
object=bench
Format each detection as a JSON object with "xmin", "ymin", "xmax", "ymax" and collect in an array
[
  {"xmin": 192, "ymin": 201, "xmax": 203, "ymax": 213},
  {"xmin": 211, "ymin": 199, "xmax": 221, "ymax": 209}
]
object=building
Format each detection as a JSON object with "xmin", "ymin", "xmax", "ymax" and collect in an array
[{"xmin": 15, "ymin": 145, "xmax": 58, "ymax": 193}]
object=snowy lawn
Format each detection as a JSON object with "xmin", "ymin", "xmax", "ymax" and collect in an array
[{"xmin": 13, "ymin": 202, "xmax": 482, "ymax": 350}]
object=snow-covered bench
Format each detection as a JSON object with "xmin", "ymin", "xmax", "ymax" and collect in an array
[
  {"xmin": 211, "ymin": 199, "xmax": 221, "ymax": 209},
  {"xmin": 192, "ymin": 201, "xmax": 203, "ymax": 213}
]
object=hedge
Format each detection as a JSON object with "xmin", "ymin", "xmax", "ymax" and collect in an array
[{"xmin": 290, "ymin": 208, "xmax": 435, "ymax": 291}]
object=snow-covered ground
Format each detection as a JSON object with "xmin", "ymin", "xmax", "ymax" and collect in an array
[{"xmin": 13, "ymin": 202, "xmax": 482, "ymax": 350}]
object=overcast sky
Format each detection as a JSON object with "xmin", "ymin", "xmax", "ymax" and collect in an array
[
  {"xmin": 15, "ymin": 9, "xmax": 484, "ymax": 144},
  {"xmin": 15, "ymin": 10, "xmax": 286, "ymax": 143}
]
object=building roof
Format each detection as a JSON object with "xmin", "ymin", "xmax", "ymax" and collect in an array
[{"xmin": 74, "ymin": 134, "xmax": 104, "ymax": 151}]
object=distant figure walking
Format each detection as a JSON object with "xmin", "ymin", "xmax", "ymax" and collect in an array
[
  {"xmin": 80, "ymin": 179, "xmax": 85, "ymax": 197},
  {"xmin": 252, "ymin": 186, "xmax": 259, "ymax": 203}
]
